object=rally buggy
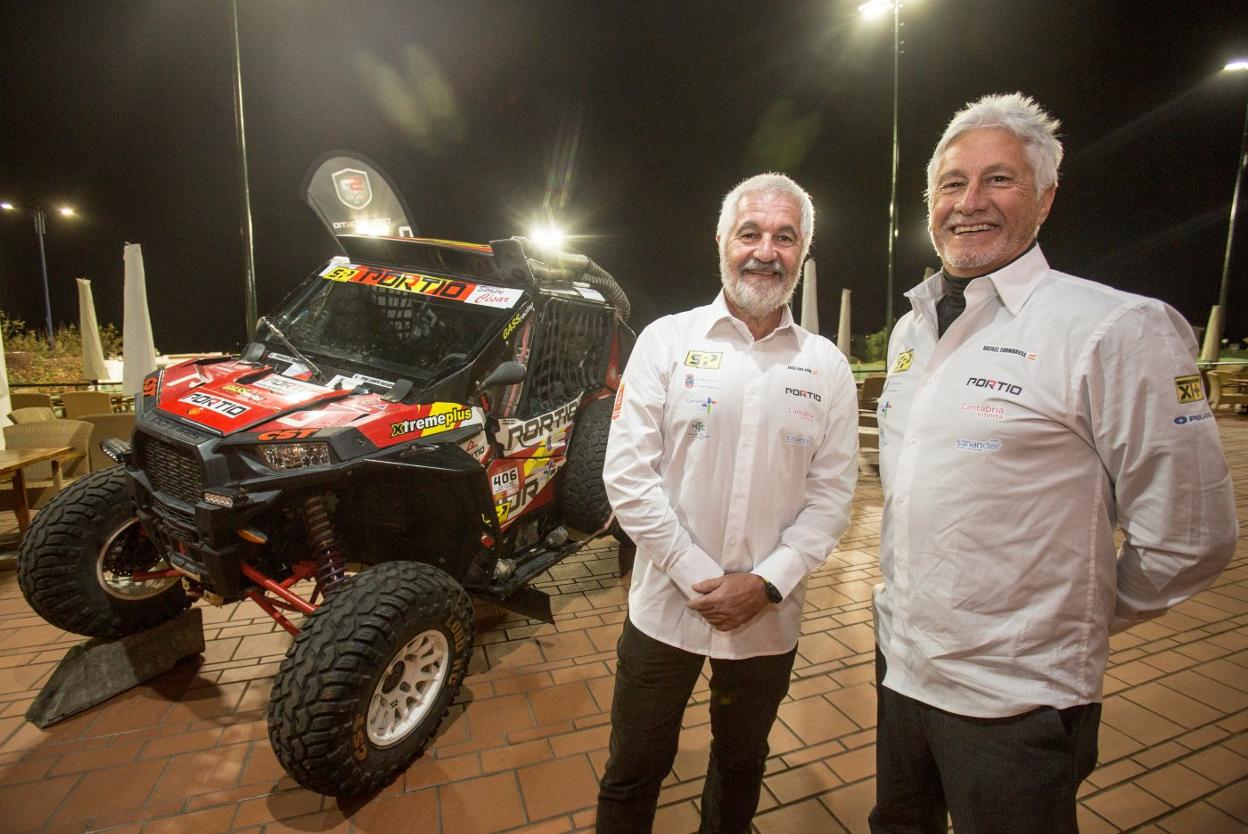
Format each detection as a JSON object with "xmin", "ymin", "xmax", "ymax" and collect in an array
[{"xmin": 16, "ymin": 233, "xmax": 634, "ymax": 796}]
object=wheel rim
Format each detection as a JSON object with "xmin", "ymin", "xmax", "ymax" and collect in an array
[
  {"xmin": 96, "ymin": 518, "xmax": 179, "ymax": 601},
  {"xmin": 367, "ymin": 628, "xmax": 452, "ymax": 748}
]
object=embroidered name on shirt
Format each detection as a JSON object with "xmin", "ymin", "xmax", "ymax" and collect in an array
[
  {"xmin": 955, "ymin": 438, "xmax": 1002, "ymax": 453},
  {"xmin": 1174, "ymin": 375, "xmax": 1204, "ymax": 404},
  {"xmin": 982, "ymin": 345, "xmax": 1038, "ymax": 360},
  {"xmin": 891, "ymin": 349, "xmax": 913, "ymax": 373},
  {"xmin": 787, "ymin": 365, "xmax": 819, "ymax": 375},
  {"xmin": 966, "ymin": 377, "xmax": 1023, "ymax": 396},
  {"xmin": 785, "ymin": 387, "xmax": 822, "ymax": 401},
  {"xmin": 684, "ymin": 350, "xmax": 722, "ymax": 369},
  {"xmin": 784, "ymin": 434, "xmax": 810, "ymax": 447}
]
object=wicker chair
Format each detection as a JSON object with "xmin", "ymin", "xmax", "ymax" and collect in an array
[
  {"xmin": 79, "ymin": 412, "xmax": 137, "ymax": 471},
  {"xmin": 60, "ymin": 390, "xmax": 116, "ymax": 419},
  {"xmin": 0, "ymin": 419, "xmax": 92, "ymax": 510},
  {"xmin": 7, "ymin": 406, "xmax": 58, "ymax": 424},
  {"xmin": 10, "ymin": 392, "xmax": 54, "ymax": 411}
]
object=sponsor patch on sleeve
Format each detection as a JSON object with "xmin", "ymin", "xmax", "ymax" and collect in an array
[
  {"xmin": 1174, "ymin": 375, "xmax": 1205, "ymax": 404},
  {"xmin": 891, "ymin": 349, "xmax": 913, "ymax": 374}
]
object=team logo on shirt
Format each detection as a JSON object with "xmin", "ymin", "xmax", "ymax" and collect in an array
[
  {"xmin": 955, "ymin": 438, "xmax": 1002, "ymax": 453},
  {"xmin": 685, "ymin": 373, "xmax": 696, "ymax": 389},
  {"xmin": 786, "ymin": 365, "xmax": 819, "ymax": 375},
  {"xmin": 1174, "ymin": 375, "xmax": 1205, "ymax": 404},
  {"xmin": 785, "ymin": 387, "xmax": 822, "ymax": 401},
  {"xmin": 1173, "ymin": 412, "xmax": 1213, "ymax": 425},
  {"xmin": 685, "ymin": 396, "xmax": 716, "ymax": 414},
  {"xmin": 686, "ymin": 419, "xmax": 710, "ymax": 440},
  {"xmin": 965, "ymin": 377, "xmax": 1023, "ymax": 396},
  {"xmin": 684, "ymin": 350, "xmax": 722, "ymax": 369},
  {"xmin": 891, "ymin": 349, "xmax": 913, "ymax": 373}
]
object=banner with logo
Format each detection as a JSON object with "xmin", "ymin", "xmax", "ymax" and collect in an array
[{"xmin": 301, "ymin": 151, "xmax": 415, "ymax": 240}]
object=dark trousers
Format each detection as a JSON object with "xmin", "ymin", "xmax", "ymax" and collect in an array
[
  {"xmin": 596, "ymin": 619, "xmax": 796, "ymax": 834},
  {"xmin": 869, "ymin": 648, "xmax": 1101, "ymax": 834}
]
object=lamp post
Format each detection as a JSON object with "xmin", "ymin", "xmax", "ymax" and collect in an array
[
  {"xmin": 860, "ymin": 0, "xmax": 904, "ymax": 330},
  {"xmin": 1, "ymin": 202, "xmax": 76, "ymax": 344},
  {"xmin": 1217, "ymin": 60, "xmax": 1248, "ymax": 327}
]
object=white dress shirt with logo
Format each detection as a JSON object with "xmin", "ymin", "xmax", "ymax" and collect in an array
[
  {"xmin": 605, "ymin": 292, "xmax": 859, "ymax": 659},
  {"xmin": 875, "ymin": 245, "xmax": 1238, "ymax": 718}
]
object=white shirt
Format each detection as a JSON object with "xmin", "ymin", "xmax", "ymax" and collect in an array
[
  {"xmin": 876, "ymin": 245, "xmax": 1238, "ymax": 718},
  {"xmin": 605, "ymin": 292, "xmax": 859, "ymax": 658}
]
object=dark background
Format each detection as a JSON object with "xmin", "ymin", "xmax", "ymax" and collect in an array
[{"xmin": 2, "ymin": 0, "xmax": 1246, "ymax": 354}]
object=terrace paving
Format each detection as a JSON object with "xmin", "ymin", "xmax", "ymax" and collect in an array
[{"xmin": 0, "ymin": 415, "xmax": 1244, "ymax": 833}]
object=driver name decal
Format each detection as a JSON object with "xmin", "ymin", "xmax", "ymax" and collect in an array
[{"xmin": 320, "ymin": 263, "xmax": 521, "ymax": 308}]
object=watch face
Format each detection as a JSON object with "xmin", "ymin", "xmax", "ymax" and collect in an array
[{"xmin": 764, "ymin": 581, "xmax": 783, "ymax": 603}]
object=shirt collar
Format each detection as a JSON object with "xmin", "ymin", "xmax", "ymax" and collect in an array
[
  {"xmin": 706, "ymin": 290, "xmax": 799, "ymax": 346},
  {"xmin": 905, "ymin": 244, "xmax": 1050, "ymax": 316}
]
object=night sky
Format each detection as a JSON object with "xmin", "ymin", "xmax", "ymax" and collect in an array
[{"xmin": 2, "ymin": 1, "xmax": 1246, "ymax": 355}]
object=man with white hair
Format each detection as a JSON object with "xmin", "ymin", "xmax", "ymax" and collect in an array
[
  {"xmin": 596, "ymin": 173, "xmax": 858, "ymax": 833},
  {"xmin": 870, "ymin": 93, "xmax": 1238, "ymax": 833}
]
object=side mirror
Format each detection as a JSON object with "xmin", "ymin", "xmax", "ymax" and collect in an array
[
  {"xmin": 240, "ymin": 342, "xmax": 266, "ymax": 364},
  {"xmin": 473, "ymin": 361, "xmax": 526, "ymax": 400}
]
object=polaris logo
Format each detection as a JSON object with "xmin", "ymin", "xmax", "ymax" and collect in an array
[
  {"xmin": 965, "ymin": 377, "xmax": 1022, "ymax": 396},
  {"xmin": 785, "ymin": 387, "xmax": 822, "ymax": 401}
]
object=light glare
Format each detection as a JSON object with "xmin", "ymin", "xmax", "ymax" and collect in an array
[
  {"xmin": 0, "ymin": 202, "xmax": 14, "ymax": 211},
  {"xmin": 1225, "ymin": 59, "xmax": 1248, "ymax": 73},
  {"xmin": 858, "ymin": 0, "xmax": 893, "ymax": 19},
  {"xmin": 530, "ymin": 223, "xmax": 567, "ymax": 251},
  {"xmin": 355, "ymin": 218, "xmax": 390, "ymax": 236},
  {"xmin": 58, "ymin": 206, "xmax": 76, "ymax": 216}
]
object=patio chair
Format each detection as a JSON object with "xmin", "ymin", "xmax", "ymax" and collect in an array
[
  {"xmin": 10, "ymin": 392, "xmax": 54, "ymax": 411},
  {"xmin": 0, "ymin": 418, "xmax": 92, "ymax": 510},
  {"xmin": 7, "ymin": 406, "xmax": 58, "ymax": 424},
  {"xmin": 60, "ymin": 390, "xmax": 116, "ymax": 419},
  {"xmin": 859, "ymin": 374, "xmax": 887, "ymax": 411},
  {"xmin": 80, "ymin": 412, "xmax": 137, "ymax": 471}
]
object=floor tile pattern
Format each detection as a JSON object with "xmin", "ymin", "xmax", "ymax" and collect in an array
[{"xmin": 0, "ymin": 416, "xmax": 1244, "ymax": 833}]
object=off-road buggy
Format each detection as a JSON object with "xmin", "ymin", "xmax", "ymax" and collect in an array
[{"xmin": 17, "ymin": 233, "xmax": 634, "ymax": 796}]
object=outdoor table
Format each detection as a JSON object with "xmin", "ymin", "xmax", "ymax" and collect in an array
[{"xmin": 0, "ymin": 446, "xmax": 78, "ymax": 533}]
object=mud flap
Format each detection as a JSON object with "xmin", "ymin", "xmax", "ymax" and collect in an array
[{"xmin": 493, "ymin": 586, "xmax": 554, "ymax": 623}]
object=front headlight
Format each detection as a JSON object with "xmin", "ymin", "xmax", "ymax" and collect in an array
[{"xmin": 258, "ymin": 442, "xmax": 332, "ymax": 470}]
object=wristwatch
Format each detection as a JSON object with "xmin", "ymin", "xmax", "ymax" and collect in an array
[{"xmin": 762, "ymin": 579, "xmax": 783, "ymax": 604}]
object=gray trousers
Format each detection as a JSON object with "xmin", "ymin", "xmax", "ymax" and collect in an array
[{"xmin": 869, "ymin": 648, "xmax": 1101, "ymax": 834}]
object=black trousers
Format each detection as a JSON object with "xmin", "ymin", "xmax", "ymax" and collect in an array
[
  {"xmin": 869, "ymin": 648, "xmax": 1102, "ymax": 834},
  {"xmin": 596, "ymin": 619, "xmax": 797, "ymax": 834}
]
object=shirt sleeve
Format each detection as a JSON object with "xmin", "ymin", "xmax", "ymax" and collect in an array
[
  {"xmin": 1081, "ymin": 301, "xmax": 1238, "ymax": 634},
  {"xmin": 753, "ymin": 352, "xmax": 860, "ymax": 598},
  {"xmin": 603, "ymin": 321, "xmax": 724, "ymax": 598}
]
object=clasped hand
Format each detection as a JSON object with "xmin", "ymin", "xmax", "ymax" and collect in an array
[{"xmin": 687, "ymin": 573, "xmax": 770, "ymax": 631}]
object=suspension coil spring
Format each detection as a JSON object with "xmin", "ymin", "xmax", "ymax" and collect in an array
[{"xmin": 304, "ymin": 493, "xmax": 347, "ymax": 595}]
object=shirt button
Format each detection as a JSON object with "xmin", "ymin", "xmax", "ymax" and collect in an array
[
  {"xmin": 923, "ymin": 376, "xmax": 933, "ymax": 385},
  {"xmin": 906, "ymin": 437, "xmax": 917, "ymax": 445}
]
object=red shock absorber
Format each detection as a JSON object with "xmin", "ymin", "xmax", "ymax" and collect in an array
[{"xmin": 303, "ymin": 492, "xmax": 347, "ymax": 595}]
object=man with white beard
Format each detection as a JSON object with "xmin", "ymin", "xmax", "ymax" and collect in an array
[{"xmin": 596, "ymin": 173, "xmax": 859, "ymax": 834}]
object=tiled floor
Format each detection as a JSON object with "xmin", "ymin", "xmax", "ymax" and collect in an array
[{"xmin": 0, "ymin": 416, "xmax": 1245, "ymax": 833}]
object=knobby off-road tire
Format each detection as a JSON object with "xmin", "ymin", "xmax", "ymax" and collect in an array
[
  {"xmin": 17, "ymin": 467, "xmax": 188, "ymax": 638},
  {"xmin": 268, "ymin": 561, "xmax": 474, "ymax": 797},
  {"xmin": 559, "ymin": 395, "xmax": 616, "ymax": 533}
]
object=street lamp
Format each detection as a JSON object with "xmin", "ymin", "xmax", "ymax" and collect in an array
[
  {"xmin": 1, "ymin": 201, "xmax": 78, "ymax": 344},
  {"xmin": 859, "ymin": 0, "xmax": 905, "ymax": 329},
  {"xmin": 1216, "ymin": 59, "xmax": 1248, "ymax": 344}
]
